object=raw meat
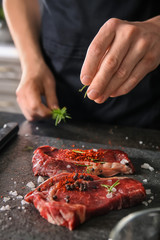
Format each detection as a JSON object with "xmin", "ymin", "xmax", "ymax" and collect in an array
[
  {"xmin": 32, "ymin": 146, "xmax": 134, "ymax": 177},
  {"xmin": 24, "ymin": 172, "xmax": 146, "ymax": 230}
]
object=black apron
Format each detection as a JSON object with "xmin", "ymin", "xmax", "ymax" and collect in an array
[{"xmin": 41, "ymin": 0, "xmax": 160, "ymax": 129}]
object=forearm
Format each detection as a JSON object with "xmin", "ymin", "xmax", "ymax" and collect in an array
[{"xmin": 3, "ymin": 0, "xmax": 43, "ymax": 70}]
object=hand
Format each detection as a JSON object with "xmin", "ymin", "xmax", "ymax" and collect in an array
[
  {"xmin": 80, "ymin": 16, "xmax": 160, "ymax": 103},
  {"xmin": 16, "ymin": 61, "xmax": 59, "ymax": 121}
]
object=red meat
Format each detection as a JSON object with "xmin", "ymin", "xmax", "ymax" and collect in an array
[
  {"xmin": 25, "ymin": 172, "xmax": 146, "ymax": 230},
  {"xmin": 32, "ymin": 146, "xmax": 134, "ymax": 177}
]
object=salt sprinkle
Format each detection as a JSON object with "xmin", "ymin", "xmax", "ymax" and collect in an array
[
  {"xmin": 14, "ymin": 181, "xmax": 16, "ymax": 185},
  {"xmin": 142, "ymin": 201, "xmax": 148, "ymax": 207},
  {"xmin": 21, "ymin": 200, "xmax": 29, "ymax": 205},
  {"xmin": 106, "ymin": 193, "xmax": 113, "ymax": 198},
  {"xmin": 125, "ymin": 137, "xmax": 128, "ymax": 140},
  {"xmin": 25, "ymin": 133, "xmax": 29, "ymax": 137},
  {"xmin": 35, "ymin": 126, "xmax": 39, "ymax": 130},
  {"xmin": 9, "ymin": 190, "xmax": 18, "ymax": 196},
  {"xmin": 26, "ymin": 181, "xmax": 35, "ymax": 189},
  {"xmin": 141, "ymin": 163, "xmax": 154, "ymax": 171},
  {"xmin": 9, "ymin": 217, "xmax": 12, "ymax": 221},
  {"xmin": 143, "ymin": 179, "xmax": 148, "ymax": 183},
  {"xmin": 146, "ymin": 189, "xmax": 151, "ymax": 195},
  {"xmin": 139, "ymin": 141, "xmax": 143, "ymax": 145},
  {"xmin": 0, "ymin": 205, "xmax": 11, "ymax": 211},
  {"xmin": 37, "ymin": 176, "xmax": 45, "ymax": 184},
  {"xmin": 93, "ymin": 149, "xmax": 98, "ymax": 152},
  {"xmin": 3, "ymin": 124, "xmax": 7, "ymax": 128},
  {"xmin": 3, "ymin": 197, "xmax": 10, "ymax": 202},
  {"xmin": 66, "ymin": 165, "xmax": 71, "ymax": 169},
  {"xmin": 120, "ymin": 159, "xmax": 129, "ymax": 165},
  {"xmin": 16, "ymin": 195, "xmax": 23, "ymax": 199}
]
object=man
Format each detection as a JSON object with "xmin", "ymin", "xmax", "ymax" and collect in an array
[{"xmin": 3, "ymin": 0, "xmax": 160, "ymax": 129}]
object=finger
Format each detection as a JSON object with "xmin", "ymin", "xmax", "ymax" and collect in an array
[
  {"xmin": 94, "ymin": 38, "xmax": 148, "ymax": 103},
  {"xmin": 17, "ymin": 87, "xmax": 51, "ymax": 121},
  {"xmin": 87, "ymin": 28, "xmax": 131, "ymax": 100},
  {"xmin": 109, "ymin": 56, "xmax": 154, "ymax": 97},
  {"xmin": 44, "ymin": 77, "xmax": 59, "ymax": 110},
  {"xmin": 80, "ymin": 20, "xmax": 115, "ymax": 85}
]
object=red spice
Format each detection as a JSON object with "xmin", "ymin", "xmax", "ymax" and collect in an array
[
  {"xmin": 65, "ymin": 149, "xmax": 105, "ymax": 163},
  {"xmin": 71, "ymin": 144, "xmax": 75, "ymax": 147}
]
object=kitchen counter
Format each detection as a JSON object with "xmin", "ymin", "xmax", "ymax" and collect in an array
[{"xmin": 0, "ymin": 111, "xmax": 160, "ymax": 240}]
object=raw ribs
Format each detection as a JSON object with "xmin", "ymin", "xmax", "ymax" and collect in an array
[
  {"xmin": 32, "ymin": 146, "xmax": 135, "ymax": 177},
  {"xmin": 25, "ymin": 172, "xmax": 146, "ymax": 230}
]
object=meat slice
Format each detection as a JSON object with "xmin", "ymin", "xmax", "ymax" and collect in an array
[
  {"xmin": 32, "ymin": 145, "xmax": 134, "ymax": 177},
  {"xmin": 24, "ymin": 172, "xmax": 146, "ymax": 230}
]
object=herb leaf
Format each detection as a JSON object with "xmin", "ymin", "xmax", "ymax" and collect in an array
[
  {"xmin": 101, "ymin": 180, "xmax": 120, "ymax": 193},
  {"xmin": 51, "ymin": 107, "xmax": 71, "ymax": 126},
  {"xmin": 72, "ymin": 150, "xmax": 85, "ymax": 154},
  {"xmin": 79, "ymin": 85, "xmax": 88, "ymax": 98}
]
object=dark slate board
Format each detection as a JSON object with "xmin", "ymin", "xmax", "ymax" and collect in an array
[{"xmin": 0, "ymin": 134, "xmax": 160, "ymax": 240}]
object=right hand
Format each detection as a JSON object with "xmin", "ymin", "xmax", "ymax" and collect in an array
[{"xmin": 16, "ymin": 61, "xmax": 59, "ymax": 121}]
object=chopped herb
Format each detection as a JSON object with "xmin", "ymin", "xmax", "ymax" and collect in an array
[
  {"xmin": 51, "ymin": 107, "xmax": 71, "ymax": 126},
  {"xmin": 79, "ymin": 85, "xmax": 88, "ymax": 98},
  {"xmin": 75, "ymin": 164, "xmax": 91, "ymax": 167},
  {"xmin": 101, "ymin": 180, "xmax": 120, "ymax": 193},
  {"xmin": 24, "ymin": 146, "xmax": 34, "ymax": 151},
  {"xmin": 72, "ymin": 150, "xmax": 85, "ymax": 154}
]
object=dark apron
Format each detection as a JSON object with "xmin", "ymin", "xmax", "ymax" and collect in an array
[{"xmin": 41, "ymin": 0, "xmax": 160, "ymax": 129}]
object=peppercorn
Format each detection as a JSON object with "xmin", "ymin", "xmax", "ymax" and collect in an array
[
  {"xmin": 53, "ymin": 195, "xmax": 57, "ymax": 200},
  {"xmin": 73, "ymin": 173, "xmax": 78, "ymax": 180}
]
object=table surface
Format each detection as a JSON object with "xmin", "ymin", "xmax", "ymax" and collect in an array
[
  {"xmin": 0, "ymin": 111, "xmax": 160, "ymax": 151},
  {"xmin": 0, "ymin": 111, "xmax": 160, "ymax": 240}
]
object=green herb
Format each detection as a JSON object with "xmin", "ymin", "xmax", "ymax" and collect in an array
[
  {"xmin": 79, "ymin": 85, "xmax": 88, "ymax": 98},
  {"xmin": 72, "ymin": 150, "xmax": 85, "ymax": 154},
  {"xmin": 75, "ymin": 164, "xmax": 91, "ymax": 167},
  {"xmin": 101, "ymin": 180, "xmax": 120, "ymax": 193},
  {"xmin": 51, "ymin": 107, "xmax": 71, "ymax": 126},
  {"xmin": 24, "ymin": 146, "xmax": 34, "ymax": 151},
  {"xmin": 89, "ymin": 158, "xmax": 105, "ymax": 164}
]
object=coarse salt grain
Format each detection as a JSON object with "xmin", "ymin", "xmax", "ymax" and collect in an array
[
  {"xmin": 21, "ymin": 200, "xmax": 29, "ymax": 205},
  {"xmin": 93, "ymin": 149, "xmax": 98, "ymax": 152},
  {"xmin": 3, "ymin": 197, "xmax": 10, "ymax": 202},
  {"xmin": 35, "ymin": 126, "xmax": 39, "ymax": 130},
  {"xmin": 37, "ymin": 176, "xmax": 44, "ymax": 184},
  {"xmin": 9, "ymin": 190, "xmax": 18, "ymax": 196},
  {"xmin": 106, "ymin": 193, "xmax": 113, "ymax": 198},
  {"xmin": 141, "ymin": 163, "xmax": 154, "ymax": 171},
  {"xmin": 0, "ymin": 205, "xmax": 11, "ymax": 211},
  {"xmin": 139, "ymin": 141, "xmax": 143, "ymax": 145},
  {"xmin": 146, "ymin": 189, "xmax": 151, "ymax": 195},
  {"xmin": 120, "ymin": 159, "xmax": 129, "ymax": 165},
  {"xmin": 9, "ymin": 217, "xmax": 12, "ymax": 221},
  {"xmin": 142, "ymin": 201, "xmax": 148, "ymax": 207},
  {"xmin": 125, "ymin": 137, "xmax": 128, "ymax": 140},
  {"xmin": 17, "ymin": 195, "xmax": 23, "ymax": 199},
  {"xmin": 26, "ymin": 181, "xmax": 35, "ymax": 189},
  {"xmin": 66, "ymin": 165, "xmax": 71, "ymax": 169},
  {"xmin": 143, "ymin": 179, "xmax": 148, "ymax": 183}
]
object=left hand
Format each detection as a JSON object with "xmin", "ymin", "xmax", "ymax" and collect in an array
[{"xmin": 80, "ymin": 16, "xmax": 160, "ymax": 103}]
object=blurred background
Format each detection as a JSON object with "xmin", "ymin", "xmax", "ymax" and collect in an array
[{"xmin": 0, "ymin": 0, "xmax": 22, "ymax": 114}]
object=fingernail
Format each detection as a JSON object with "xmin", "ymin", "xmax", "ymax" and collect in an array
[
  {"xmin": 51, "ymin": 104, "xmax": 59, "ymax": 110},
  {"xmin": 87, "ymin": 89, "xmax": 99, "ymax": 100},
  {"xmin": 81, "ymin": 75, "xmax": 91, "ymax": 85}
]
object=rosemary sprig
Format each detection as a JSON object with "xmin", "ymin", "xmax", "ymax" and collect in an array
[
  {"xmin": 72, "ymin": 150, "xmax": 85, "ymax": 154},
  {"xmin": 51, "ymin": 107, "xmax": 71, "ymax": 126},
  {"xmin": 75, "ymin": 164, "xmax": 91, "ymax": 167},
  {"xmin": 79, "ymin": 85, "xmax": 88, "ymax": 98},
  {"xmin": 101, "ymin": 180, "xmax": 120, "ymax": 193}
]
